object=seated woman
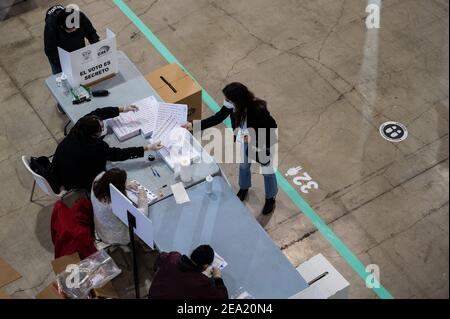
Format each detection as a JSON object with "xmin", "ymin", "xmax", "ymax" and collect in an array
[
  {"xmin": 52, "ymin": 105, "xmax": 163, "ymax": 191},
  {"xmin": 91, "ymin": 168, "xmax": 148, "ymax": 245}
]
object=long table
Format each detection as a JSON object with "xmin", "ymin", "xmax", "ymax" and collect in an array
[
  {"xmin": 45, "ymin": 51, "xmax": 220, "ymax": 203},
  {"xmin": 45, "ymin": 51, "xmax": 308, "ymax": 298},
  {"xmin": 149, "ymin": 176, "xmax": 308, "ymax": 298}
]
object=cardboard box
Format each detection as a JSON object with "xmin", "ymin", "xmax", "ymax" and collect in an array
[
  {"xmin": 145, "ymin": 64, "xmax": 202, "ymax": 122},
  {"xmin": 35, "ymin": 283, "xmax": 64, "ymax": 299},
  {"xmin": 0, "ymin": 290, "xmax": 11, "ymax": 299},
  {"xmin": 0, "ymin": 258, "xmax": 21, "ymax": 288},
  {"xmin": 36, "ymin": 252, "xmax": 118, "ymax": 299}
]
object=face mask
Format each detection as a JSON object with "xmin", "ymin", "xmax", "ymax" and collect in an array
[
  {"xmin": 99, "ymin": 125, "xmax": 108, "ymax": 138},
  {"xmin": 223, "ymin": 99, "xmax": 235, "ymax": 110},
  {"xmin": 95, "ymin": 123, "xmax": 108, "ymax": 139},
  {"xmin": 63, "ymin": 27, "xmax": 79, "ymax": 37}
]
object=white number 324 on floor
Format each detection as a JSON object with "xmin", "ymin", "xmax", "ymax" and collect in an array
[{"xmin": 286, "ymin": 166, "xmax": 319, "ymax": 194}]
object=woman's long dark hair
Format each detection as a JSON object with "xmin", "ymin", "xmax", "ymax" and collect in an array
[
  {"xmin": 93, "ymin": 168, "xmax": 127, "ymax": 203},
  {"xmin": 222, "ymin": 82, "xmax": 266, "ymax": 127}
]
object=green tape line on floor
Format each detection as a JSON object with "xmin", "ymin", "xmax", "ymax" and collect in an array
[{"xmin": 113, "ymin": 0, "xmax": 393, "ymax": 299}]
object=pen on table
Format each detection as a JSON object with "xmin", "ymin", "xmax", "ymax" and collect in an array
[{"xmin": 151, "ymin": 167, "xmax": 161, "ymax": 178}]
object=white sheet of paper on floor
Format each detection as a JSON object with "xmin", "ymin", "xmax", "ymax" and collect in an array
[{"xmin": 171, "ymin": 182, "xmax": 190, "ymax": 204}]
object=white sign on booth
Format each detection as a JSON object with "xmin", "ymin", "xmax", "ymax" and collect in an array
[
  {"xmin": 58, "ymin": 29, "xmax": 118, "ymax": 87},
  {"xmin": 110, "ymin": 184, "xmax": 154, "ymax": 249}
]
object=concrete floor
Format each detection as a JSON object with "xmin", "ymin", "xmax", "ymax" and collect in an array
[{"xmin": 0, "ymin": 0, "xmax": 448, "ymax": 299}]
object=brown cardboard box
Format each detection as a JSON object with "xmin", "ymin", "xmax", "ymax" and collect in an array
[
  {"xmin": 36, "ymin": 252, "xmax": 118, "ymax": 299},
  {"xmin": 0, "ymin": 290, "xmax": 11, "ymax": 299},
  {"xmin": 35, "ymin": 283, "xmax": 64, "ymax": 299},
  {"xmin": 145, "ymin": 64, "xmax": 202, "ymax": 122},
  {"xmin": 0, "ymin": 258, "xmax": 21, "ymax": 288}
]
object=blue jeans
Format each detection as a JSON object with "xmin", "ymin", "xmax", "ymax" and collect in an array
[{"xmin": 239, "ymin": 144, "xmax": 278, "ymax": 199}]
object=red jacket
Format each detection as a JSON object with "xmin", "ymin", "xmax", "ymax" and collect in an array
[
  {"xmin": 51, "ymin": 198, "xmax": 97, "ymax": 259},
  {"xmin": 148, "ymin": 252, "xmax": 229, "ymax": 300}
]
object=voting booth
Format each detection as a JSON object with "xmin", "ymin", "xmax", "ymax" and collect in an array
[
  {"xmin": 110, "ymin": 184, "xmax": 154, "ymax": 299},
  {"xmin": 58, "ymin": 29, "xmax": 118, "ymax": 87}
]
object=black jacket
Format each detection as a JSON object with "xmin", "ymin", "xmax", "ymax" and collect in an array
[
  {"xmin": 44, "ymin": 5, "xmax": 100, "ymax": 67},
  {"xmin": 201, "ymin": 100, "xmax": 278, "ymax": 165},
  {"xmin": 148, "ymin": 252, "xmax": 228, "ymax": 299},
  {"xmin": 52, "ymin": 107, "xmax": 144, "ymax": 190}
]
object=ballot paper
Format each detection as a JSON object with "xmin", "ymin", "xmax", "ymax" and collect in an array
[
  {"xmin": 157, "ymin": 128, "xmax": 202, "ymax": 170},
  {"xmin": 171, "ymin": 182, "xmax": 190, "ymax": 204},
  {"xmin": 126, "ymin": 180, "xmax": 158, "ymax": 206},
  {"xmin": 212, "ymin": 252, "xmax": 228, "ymax": 270},
  {"xmin": 151, "ymin": 103, "xmax": 188, "ymax": 146},
  {"xmin": 110, "ymin": 99, "xmax": 187, "ymax": 144},
  {"xmin": 109, "ymin": 96, "xmax": 159, "ymax": 141},
  {"xmin": 203, "ymin": 252, "xmax": 228, "ymax": 277}
]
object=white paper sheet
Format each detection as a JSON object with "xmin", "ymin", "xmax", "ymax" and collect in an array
[
  {"xmin": 203, "ymin": 252, "xmax": 228, "ymax": 277},
  {"xmin": 125, "ymin": 180, "xmax": 158, "ymax": 206},
  {"xmin": 170, "ymin": 182, "xmax": 190, "ymax": 204},
  {"xmin": 212, "ymin": 252, "xmax": 228, "ymax": 270},
  {"xmin": 151, "ymin": 103, "xmax": 188, "ymax": 146}
]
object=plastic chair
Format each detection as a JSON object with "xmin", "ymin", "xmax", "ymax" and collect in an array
[{"xmin": 21, "ymin": 156, "xmax": 68, "ymax": 202}]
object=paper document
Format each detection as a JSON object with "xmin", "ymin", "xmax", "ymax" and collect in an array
[
  {"xmin": 126, "ymin": 180, "xmax": 158, "ymax": 206},
  {"xmin": 151, "ymin": 103, "xmax": 188, "ymax": 146},
  {"xmin": 171, "ymin": 182, "xmax": 190, "ymax": 204},
  {"xmin": 157, "ymin": 129, "xmax": 202, "ymax": 170},
  {"xmin": 109, "ymin": 96, "xmax": 159, "ymax": 141},
  {"xmin": 203, "ymin": 252, "xmax": 228, "ymax": 277},
  {"xmin": 212, "ymin": 252, "xmax": 228, "ymax": 270}
]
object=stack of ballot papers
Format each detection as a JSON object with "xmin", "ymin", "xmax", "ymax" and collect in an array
[
  {"xmin": 108, "ymin": 97, "xmax": 188, "ymax": 143},
  {"xmin": 108, "ymin": 96, "xmax": 159, "ymax": 141},
  {"xmin": 150, "ymin": 103, "xmax": 188, "ymax": 146}
]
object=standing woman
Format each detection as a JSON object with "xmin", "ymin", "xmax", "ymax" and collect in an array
[{"xmin": 184, "ymin": 82, "xmax": 278, "ymax": 215}]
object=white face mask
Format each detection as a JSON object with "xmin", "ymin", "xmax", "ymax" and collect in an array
[
  {"xmin": 223, "ymin": 99, "xmax": 235, "ymax": 110},
  {"xmin": 96, "ymin": 122, "xmax": 108, "ymax": 139}
]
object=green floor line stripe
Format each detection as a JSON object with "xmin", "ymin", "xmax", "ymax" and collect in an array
[{"xmin": 113, "ymin": 0, "xmax": 393, "ymax": 299}]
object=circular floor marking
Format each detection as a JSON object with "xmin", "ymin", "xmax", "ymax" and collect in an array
[{"xmin": 379, "ymin": 121, "xmax": 408, "ymax": 143}]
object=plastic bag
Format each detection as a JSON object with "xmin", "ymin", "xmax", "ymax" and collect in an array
[
  {"xmin": 55, "ymin": 250, "xmax": 121, "ymax": 299},
  {"xmin": 231, "ymin": 287, "xmax": 255, "ymax": 299}
]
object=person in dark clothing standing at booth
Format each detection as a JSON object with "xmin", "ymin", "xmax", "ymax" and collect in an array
[
  {"xmin": 52, "ymin": 106, "xmax": 163, "ymax": 191},
  {"xmin": 44, "ymin": 5, "xmax": 100, "ymax": 75},
  {"xmin": 148, "ymin": 245, "xmax": 229, "ymax": 300}
]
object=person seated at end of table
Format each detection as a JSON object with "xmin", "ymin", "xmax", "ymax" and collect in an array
[
  {"xmin": 52, "ymin": 106, "xmax": 163, "ymax": 191},
  {"xmin": 148, "ymin": 245, "xmax": 229, "ymax": 300},
  {"xmin": 91, "ymin": 168, "xmax": 147, "ymax": 245}
]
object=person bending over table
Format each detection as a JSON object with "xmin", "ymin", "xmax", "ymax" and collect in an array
[
  {"xmin": 91, "ymin": 168, "xmax": 148, "ymax": 245},
  {"xmin": 183, "ymin": 82, "xmax": 278, "ymax": 215},
  {"xmin": 148, "ymin": 245, "xmax": 228, "ymax": 300},
  {"xmin": 52, "ymin": 106, "xmax": 163, "ymax": 191}
]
